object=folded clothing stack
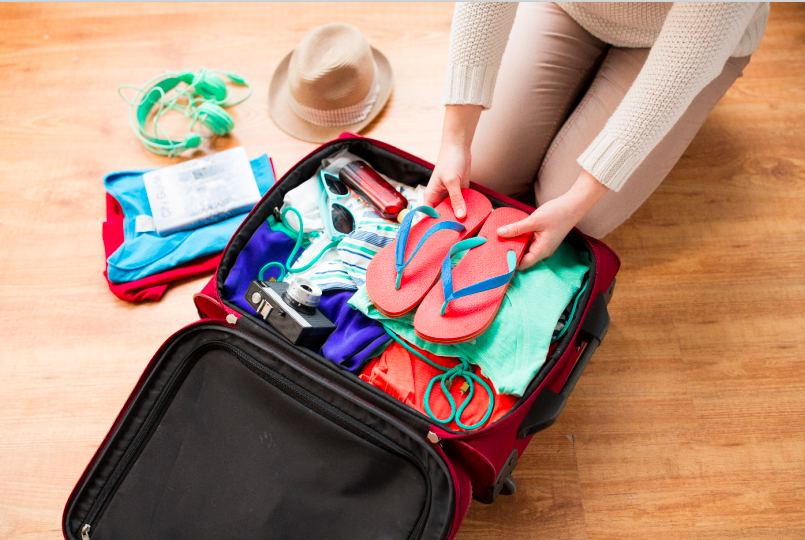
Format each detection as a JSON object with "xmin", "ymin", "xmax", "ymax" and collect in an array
[
  {"xmin": 349, "ymin": 241, "xmax": 589, "ymax": 396},
  {"xmin": 102, "ymin": 155, "xmax": 275, "ymax": 302},
  {"xmin": 218, "ymin": 148, "xmax": 589, "ymax": 431}
]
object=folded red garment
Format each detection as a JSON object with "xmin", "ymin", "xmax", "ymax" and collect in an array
[
  {"xmin": 102, "ymin": 193, "xmax": 220, "ymax": 303},
  {"xmin": 359, "ymin": 341, "xmax": 519, "ymax": 431}
]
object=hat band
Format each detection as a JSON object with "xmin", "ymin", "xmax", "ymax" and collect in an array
[{"xmin": 288, "ymin": 63, "xmax": 380, "ymax": 127}]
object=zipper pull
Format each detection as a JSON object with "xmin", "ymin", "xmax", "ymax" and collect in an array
[
  {"xmin": 426, "ymin": 431, "xmax": 440, "ymax": 445},
  {"xmin": 81, "ymin": 524, "xmax": 91, "ymax": 540}
]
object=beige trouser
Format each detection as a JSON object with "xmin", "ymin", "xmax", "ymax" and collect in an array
[{"xmin": 470, "ymin": 2, "xmax": 751, "ymax": 238}]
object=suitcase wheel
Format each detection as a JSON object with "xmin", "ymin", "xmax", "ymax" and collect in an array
[{"xmin": 500, "ymin": 475, "xmax": 516, "ymax": 496}]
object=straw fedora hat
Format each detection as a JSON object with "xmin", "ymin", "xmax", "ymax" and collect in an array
[{"xmin": 269, "ymin": 23, "xmax": 393, "ymax": 143}]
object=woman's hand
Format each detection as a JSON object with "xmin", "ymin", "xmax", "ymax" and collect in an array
[
  {"xmin": 424, "ymin": 143, "xmax": 471, "ymax": 218},
  {"xmin": 424, "ymin": 105, "xmax": 484, "ymax": 219},
  {"xmin": 499, "ymin": 170, "xmax": 609, "ymax": 270}
]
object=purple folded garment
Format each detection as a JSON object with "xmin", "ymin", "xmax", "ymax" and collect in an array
[
  {"xmin": 223, "ymin": 221, "xmax": 389, "ymax": 371},
  {"xmin": 318, "ymin": 290, "xmax": 390, "ymax": 371},
  {"xmin": 222, "ymin": 222, "xmax": 300, "ymax": 305}
]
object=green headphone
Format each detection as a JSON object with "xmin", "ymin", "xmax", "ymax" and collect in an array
[{"xmin": 119, "ymin": 68, "xmax": 252, "ymax": 156}]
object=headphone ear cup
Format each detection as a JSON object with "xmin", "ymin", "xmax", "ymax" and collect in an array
[
  {"xmin": 225, "ymin": 72, "xmax": 248, "ymax": 86},
  {"xmin": 195, "ymin": 102, "xmax": 235, "ymax": 136},
  {"xmin": 192, "ymin": 70, "xmax": 227, "ymax": 102},
  {"xmin": 183, "ymin": 133, "xmax": 202, "ymax": 149}
]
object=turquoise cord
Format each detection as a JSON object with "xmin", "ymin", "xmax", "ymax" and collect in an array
[
  {"xmin": 258, "ymin": 207, "xmax": 339, "ymax": 281},
  {"xmin": 382, "ymin": 327, "xmax": 494, "ymax": 430}
]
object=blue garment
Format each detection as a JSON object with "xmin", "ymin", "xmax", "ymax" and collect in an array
[
  {"xmin": 318, "ymin": 290, "xmax": 391, "ymax": 371},
  {"xmin": 223, "ymin": 220, "xmax": 390, "ymax": 372},
  {"xmin": 105, "ymin": 155, "xmax": 275, "ymax": 284}
]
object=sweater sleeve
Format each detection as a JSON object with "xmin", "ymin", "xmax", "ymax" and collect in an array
[
  {"xmin": 443, "ymin": 2, "xmax": 518, "ymax": 109},
  {"xmin": 578, "ymin": 2, "xmax": 761, "ymax": 192}
]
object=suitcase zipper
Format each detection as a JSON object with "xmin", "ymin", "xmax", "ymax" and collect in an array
[{"xmin": 80, "ymin": 341, "xmax": 434, "ymax": 540}]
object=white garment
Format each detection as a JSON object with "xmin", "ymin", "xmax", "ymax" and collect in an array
[{"xmin": 281, "ymin": 149, "xmax": 426, "ymax": 291}]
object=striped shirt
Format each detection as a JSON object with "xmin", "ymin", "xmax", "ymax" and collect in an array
[{"xmin": 285, "ymin": 183, "xmax": 425, "ymax": 291}]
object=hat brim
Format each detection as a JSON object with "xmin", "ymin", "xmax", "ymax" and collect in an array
[{"xmin": 269, "ymin": 46, "xmax": 393, "ymax": 143}]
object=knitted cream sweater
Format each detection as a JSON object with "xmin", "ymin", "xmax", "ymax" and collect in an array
[{"xmin": 444, "ymin": 2, "xmax": 770, "ymax": 192}]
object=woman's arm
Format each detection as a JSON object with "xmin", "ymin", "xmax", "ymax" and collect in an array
[
  {"xmin": 578, "ymin": 2, "xmax": 762, "ymax": 192},
  {"xmin": 444, "ymin": 3, "xmax": 518, "ymax": 108},
  {"xmin": 499, "ymin": 170, "xmax": 608, "ymax": 269},
  {"xmin": 423, "ymin": 104, "xmax": 483, "ymax": 219},
  {"xmin": 426, "ymin": 104, "xmax": 609, "ymax": 268},
  {"xmin": 426, "ymin": 2, "xmax": 607, "ymax": 269},
  {"xmin": 425, "ymin": 3, "xmax": 517, "ymax": 217}
]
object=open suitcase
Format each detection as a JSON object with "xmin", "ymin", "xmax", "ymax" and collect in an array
[{"xmin": 64, "ymin": 135, "xmax": 620, "ymax": 540}]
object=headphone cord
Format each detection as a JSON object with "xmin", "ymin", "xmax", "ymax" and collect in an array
[{"xmin": 118, "ymin": 68, "xmax": 252, "ymax": 157}]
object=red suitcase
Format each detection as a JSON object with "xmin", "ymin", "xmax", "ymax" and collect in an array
[{"xmin": 64, "ymin": 135, "xmax": 619, "ymax": 540}]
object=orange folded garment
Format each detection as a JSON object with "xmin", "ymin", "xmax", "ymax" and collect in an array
[{"xmin": 359, "ymin": 341, "xmax": 519, "ymax": 431}]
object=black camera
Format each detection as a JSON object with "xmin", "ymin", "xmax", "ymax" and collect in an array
[{"xmin": 245, "ymin": 278, "xmax": 336, "ymax": 349}]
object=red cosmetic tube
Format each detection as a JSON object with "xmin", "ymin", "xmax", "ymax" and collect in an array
[{"xmin": 339, "ymin": 161, "xmax": 409, "ymax": 220}]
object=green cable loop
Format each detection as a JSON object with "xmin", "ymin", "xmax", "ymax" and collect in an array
[
  {"xmin": 383, "ymin": 327, "xmax": 494, "ymax": 430},
  {"xmin": 258, "ymin": 207, "xmax": 339, "ymax": 281}
]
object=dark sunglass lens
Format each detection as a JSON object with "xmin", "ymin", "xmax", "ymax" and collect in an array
[
  {"xmin": 331, "ymin": 204, "xmax": 355, "ymax": 235},
  {"xmin": 326, "ymin": 177, "xmax": 349, "ymax": 196}
]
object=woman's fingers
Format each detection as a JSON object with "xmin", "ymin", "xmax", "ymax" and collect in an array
[
  {"xmin": 423, "ymin": 173, "xmax": 466, "ymax": 218},
  {"xmin": 517, "ymin": 234, "xmax": 559, "ymax": 270},
  {"xmin": 497, "ymin": 215, "xmax": 535, "ymax": 238},
  {"xmin": 423, "ymin": 180, "xmax": 446, "ymax": 208},
  {"xmin": 444, "ymin": 177, "xmax": 466, "ymax": 219},
  {"xmin": 518, "ymin": 242, "xmax": 542, "ymax": 270},
  {"xmin": 495, "ymin": 210, "xmax": 563, "ymax": 269}
]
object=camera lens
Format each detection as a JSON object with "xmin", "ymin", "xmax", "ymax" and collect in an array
[{"xmin": 284, "ymin": 278, "xmax": 322, "ymax": 313}]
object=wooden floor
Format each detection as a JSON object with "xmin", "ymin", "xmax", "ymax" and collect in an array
[{"xmin": 1, "ymin": 3, "xmax": 804, "ymax": 539}]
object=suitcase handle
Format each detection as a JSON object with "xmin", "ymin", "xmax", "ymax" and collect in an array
[{"xmin": 517, "ymin": 291, "xmax": 610, "ymax": 439}]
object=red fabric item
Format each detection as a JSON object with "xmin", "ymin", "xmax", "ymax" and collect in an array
[
  {"xmin": 359, "ymin": 341, "xmax": 518, "ymax": 431},
  {"xmin": 102, "ymin": 193, "xmax": 221, "ymax": 303}
]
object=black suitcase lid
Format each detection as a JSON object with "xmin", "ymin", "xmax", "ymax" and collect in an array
[{"xmin": 64, "ymin": 323, "xmax": 455, "ymax": 540}]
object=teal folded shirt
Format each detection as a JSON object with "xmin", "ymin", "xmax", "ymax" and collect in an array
[
  {"xmin": 105, "ymin": 155, "xmax": 275, "ymax": 284},
  {"xmin": 349, "ymin": 241, "xmax": 589, "ymax": 396}
]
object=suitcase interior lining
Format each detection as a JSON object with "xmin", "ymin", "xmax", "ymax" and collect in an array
[{"xmin": 66, "ymin": 326, "xmax": 454, "ymax": 540}]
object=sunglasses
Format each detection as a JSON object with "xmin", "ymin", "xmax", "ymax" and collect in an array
[{"xmin": 318, "ymin": 170, "xmax": 356, "ymax": 239}]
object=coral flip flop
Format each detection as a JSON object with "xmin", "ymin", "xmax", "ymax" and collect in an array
[
  {"xmin": 366, "ymin": 189, "xmax": 493, "ymax": 317},
  {"xmin": 413, "ymin": 207, "xmax": 531, "ymax": 343}
]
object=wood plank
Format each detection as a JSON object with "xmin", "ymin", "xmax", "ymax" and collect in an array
[
  {"xmin": 457, "ymin": 434, "xmax": 588, "ymax": 540},
  {"xmin": 575, "ymin": 429, "xmax": 805, "ymax": 540},
  {"xmin": 675, "ymin": 312, "xmax": 805, "ymax": 430},
  {"xmin": 555, "ymin": 317, "xmax": 699, "ymax": 434}
]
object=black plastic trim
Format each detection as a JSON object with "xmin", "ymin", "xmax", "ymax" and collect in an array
[{"xmin": 516, "ymin": 292, "xmax": 610, "ymax": 440}]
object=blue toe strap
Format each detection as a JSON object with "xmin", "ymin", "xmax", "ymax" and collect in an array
[
  {"xmin": 395, "ymin": 206, "xmax": 465, "ymax": 290},
  {"xmin": 440, "ymin": 238, "xmax": 517, "ymax": 316}
]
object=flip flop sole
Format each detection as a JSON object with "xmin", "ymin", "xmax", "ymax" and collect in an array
[
  {"xmin": 413, "ymin": 207, "xmax": 531, "ymax": 343},
  {"xmin": 365, "ymin": 189, "xmax": 492, "ymax": 317}
]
